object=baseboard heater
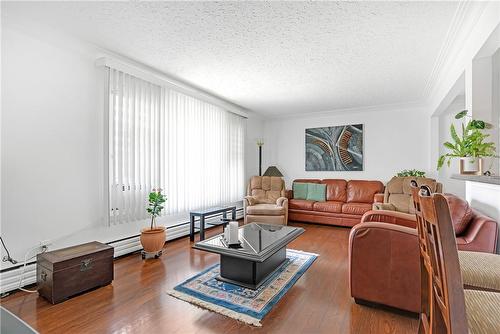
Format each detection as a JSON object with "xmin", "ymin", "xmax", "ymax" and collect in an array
[{"xmin": 0, "ymin": 208, "xmax": 243, "ymax": 295}]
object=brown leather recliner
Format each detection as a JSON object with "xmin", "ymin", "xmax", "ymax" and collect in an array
[
  {"xmin": 244, "ymin": 176, "xmax": 288, "ymax": 225},
  {"xmin": 372, "ymin": 176, "xmax": 442, "ymax": 213},
  {"xmin": 349, "ymin": 193, "xmax": 498, "ymax": 313}
]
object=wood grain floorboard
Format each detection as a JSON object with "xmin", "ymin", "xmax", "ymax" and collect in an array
[{"xmin": 1, "ymin": 222, "xmax": 418, "ymax": 334}]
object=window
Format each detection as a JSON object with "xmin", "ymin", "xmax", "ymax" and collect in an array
[{"xmin": 108, "ymin": 68, "xmax": 245, "ymax": 225}]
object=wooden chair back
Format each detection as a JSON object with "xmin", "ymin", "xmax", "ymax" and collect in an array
[
  {"xmin": 416, "ymin": 187, "xmax": 468, "ymax": 334},
  {"xmin": 410, "ymin": 181, "xmax": 432, "ymax": 333}
]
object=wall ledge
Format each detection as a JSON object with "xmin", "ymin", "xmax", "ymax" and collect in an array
[{"xmin": 451, "ymin": 174, "xmax": 500, "ymax": 185}]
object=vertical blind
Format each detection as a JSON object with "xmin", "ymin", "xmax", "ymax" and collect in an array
[{"xmin": 108, "ymin": 68, "xmax": 245, "ymax": 225}]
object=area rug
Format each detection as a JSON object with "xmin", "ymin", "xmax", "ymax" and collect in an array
[{"xmin": 167, "ymin": 249, "xmax": 317, "ymax": 326}]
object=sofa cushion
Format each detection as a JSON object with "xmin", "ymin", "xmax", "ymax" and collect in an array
[
  {"xmin": 306, "ymin": 183, "xmax": 326, "ymax": 202},
  {"xmin": 347, "ymin": 180, "xmax": 384, "ymax": 203},
  {"xmin": 313, "ymin": 201, "xmax": 343, "ymax": 213},
  {"xmin": 321, "ymin": 179, "xmax": 347, "ymax": 202},
  {"xmin": 443, "ymin": 193, "xmax": 473, "ymax": 235},
  {"xmin": 266, "ymin": 190, "xmax": 282, "ymax": 202},
  {"xmin": 250, "ymin": 189, "xmax": 275, "ymax": 203},
  {"xmin": 294, "ymin": 179, "xmax": 321, "ymax": 184},
  {"xmin": 386, "ymin": 176, "xmax": 405, "ymax": 194},
  {"xmin": 250, "ymin": 176, "xmax": 262, "ymax": 189},
  {"xmin": 249, "ymin": 176, "xmax": 284, "ymax": 203},
  {"xmin": 246, "ymin": 196, "xmax": 258, "ymax": 206},
  {"xmin": 386, "ymin": 176, "xmax": 439, "ymax": 196},
  {"xmin": 246, "ymin": 203, "xmax": 285, "ymax": 216},
  {"xmin": 289, "ymin": 199, "xmax": 315, "ymax": 211},
  {"xmin": 387, "ymin": 193, "xmax": 412, "ymax": 213},
  {"xmin": 293, "ymin": 182, "xmax": 308, "ymax": 200},
  {"xmin": 342, "ymin": 202, "xmax": 372, "ymax": 215},
  {"xmin": 402, "ymin": 177, "xmax": 439, "ymax": 195}
]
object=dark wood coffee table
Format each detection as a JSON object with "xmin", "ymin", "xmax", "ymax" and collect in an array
[{"xmin": 193, "ymin": 223, "xmax": 304, "ymax": 289}]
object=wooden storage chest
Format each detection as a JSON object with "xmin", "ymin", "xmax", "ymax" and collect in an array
[{"xmin": 37, "ymin": 241, "xmax": 114, "ymax": 304}]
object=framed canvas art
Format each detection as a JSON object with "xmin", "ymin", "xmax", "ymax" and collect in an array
[{"xmin": 305, "ymin": 124, "xmax": 363, "ymax": 171}]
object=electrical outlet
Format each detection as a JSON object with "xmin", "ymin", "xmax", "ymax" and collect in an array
[{"xmin": 39, "ymin": 240, "xmax": 52, "ymax": 248}]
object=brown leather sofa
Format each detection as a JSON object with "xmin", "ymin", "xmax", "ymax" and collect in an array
[
  {"xmin": 349, "ymin": 193, "xmax": 498, "ymax": 313},
  {"xmin": 287, "ymin": 179, "xmax": 384, "ymax": 227}
]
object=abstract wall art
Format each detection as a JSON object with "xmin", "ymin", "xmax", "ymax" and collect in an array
[{"xmin": 305, "ymin": 124, "xmax": 363, "ymax": 171}]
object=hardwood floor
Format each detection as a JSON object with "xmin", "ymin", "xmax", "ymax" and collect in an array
[{"xmin": 1, "ymin": 222, "xmax": 418, "ymax": 334}]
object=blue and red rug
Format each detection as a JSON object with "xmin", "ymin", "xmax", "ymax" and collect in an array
[{"xmin": 167, "ymin": 249, "xmax": 317, "ymax": 326}]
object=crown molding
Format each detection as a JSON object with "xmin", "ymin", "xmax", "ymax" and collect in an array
[
  {"xmin": 265, "ymin": 100, "xmax": 427, "ymax": 120},
  {"xmin": 421, "ymin": 1, "xmax": 488, "ymax": 102}
]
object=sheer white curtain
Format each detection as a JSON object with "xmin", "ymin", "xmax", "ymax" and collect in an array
[{"xmin": 108, "ymin": 68, "xmax": 245, "ymax": 225}]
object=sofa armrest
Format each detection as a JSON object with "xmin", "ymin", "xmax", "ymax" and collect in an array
[
  {"xmin": 457, "ymin": 211, "xmax": 498, "ymax": 253},
  {"xmin": 361, "ymin": 210, "xmax": 416, "ymax": 229},
  {"xmin": 276, "ymin": 197, "xmax": 288, "ymax": 207},
  {"xmin": 277, "ymin": 197, "xmax": 289, "ymax": 225},
  {"xmin": 373, "ymin": 193, "xmax": 384, "ymax": 203},
  {"xmin": 285, "ymin": 189, "xmax": 293, "ymax": 200},
  {"xmin": 244, "ymin": 195, "xmax": 258, "ymax": 206},
  {"xmin": 372, "ymin": 202, "xmax": 396, "ymax": 211},
  {"xmin": 349, "ymin": 222, "xmax": 420, "ymax": 313}
]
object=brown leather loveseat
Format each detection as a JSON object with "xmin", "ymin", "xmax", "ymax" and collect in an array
[
  {"xmin": 287, "ymin": 179, "xmax": 384, "ymax": 227},
  {"xmin": 349, "ymin": 193, "xmax": 499, "ymax": 313}
]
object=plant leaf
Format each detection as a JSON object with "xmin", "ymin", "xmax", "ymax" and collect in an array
[
  {"xmin": 455, "ymin": 110, "xmax": 468, "ymax": 119},
  {"xmin": 450, "ymin": 124, "xmax": 461, "ymax": 147}
]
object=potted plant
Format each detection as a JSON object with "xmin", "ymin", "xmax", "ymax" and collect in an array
[
  {"xmin": 396, "ymin": 169, "xmax": 426, "ymax": 177},
  {"xmin": 437, "ymin": 110, "xmax": 498, "ymax": 175},
  {"xmin": 140, "ymin": 189, "xmax": 167, "ymax": 258}
]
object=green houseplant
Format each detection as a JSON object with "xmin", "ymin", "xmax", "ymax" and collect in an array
[
  {"xmin": 396, "ymin": 169, "xmax": 426, "ymax": 177},
  {"xmin": 437, "ymin": 110, "xmax": 497, "ymax": 174},
  {"xmin": 140, "ymin": 189, "xmax": 167, "ymax": 257}
]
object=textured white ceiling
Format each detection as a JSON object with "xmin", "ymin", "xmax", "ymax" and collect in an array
[{"xmin": 3, "ymin": 1, "xmax": 459, "ymax": 115}]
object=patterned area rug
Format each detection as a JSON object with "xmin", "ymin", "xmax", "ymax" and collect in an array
[{"xmin": 167, "ymin": 249, "xmax": 318, "ymax": 326}]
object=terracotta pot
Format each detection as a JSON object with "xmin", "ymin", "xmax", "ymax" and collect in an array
[{"xmin": 140, "ymin": 226, "xmax": 166, "ymax": 253}]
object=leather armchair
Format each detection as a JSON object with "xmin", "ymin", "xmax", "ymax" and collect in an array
[
  {"xmin": 244, "ymin": 176, "xmax": 288, "ymax": 225},
  {"xmin": 361, "ymin": 209, "xmax": 416, "ymax": 229},
  {"xmin": 364, "ymin": 193, "xmax": 498, "ymax": 253},
  {"xmin": 372, "ymin": 176, "xmax": 442, "ymax": 213},
  {"xmin": 349, "ymin": 221, "xmax": 420, "ymax": 313},
  {"xmin": 349, "ymin": 194, "xmax": 498, "ymax": 313}
]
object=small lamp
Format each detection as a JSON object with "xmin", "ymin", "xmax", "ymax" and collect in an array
[{"xmin": 263, "ymin": 166, "xmax": 283, "ymax": 177}]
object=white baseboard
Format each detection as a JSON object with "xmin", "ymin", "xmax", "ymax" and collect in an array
[{"xmin": 0, "ymin": 210, "xmax": 243, "ymax": 295}]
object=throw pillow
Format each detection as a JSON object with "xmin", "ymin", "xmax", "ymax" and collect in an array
[
  {"xmin": 293, "ymin": 183, "xmax": 308, "ymax": 200},
  {"xmin": 306, "ymin": 183, "xmax": 326, "ymax": 202},
  {"xmin": 246, "ymin": 196, "xmax": 258, "ymax": 206}
]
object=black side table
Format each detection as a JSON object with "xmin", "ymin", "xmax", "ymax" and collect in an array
[{"xmin": 189, "ymin": 206, "xmax": 237, "ymax": 241}]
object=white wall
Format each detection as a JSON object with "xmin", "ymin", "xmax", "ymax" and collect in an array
[
  {"xmin": 465, "ymin": 181, "xmax": 500, "ymax": 253},
  {"xmin": 1, "ymin": 23, "xmax": 260, "ymax": 267},
  {"xmin": 427, "ymin": 2, "xmax": 500, "ymax": 114},
  {"xmin": 263, "ymin": 104, "xmax": 430, "ymax": 187},
  {"xmin": 428, "ymin": 5, "xmax": 499, "ymax": 247},
  {"xmin": 245, "ymin": 114, "xmax": 265, "ymax": 183},
  {"xmin": 1, "ymin": 26, "xmax": 105, "ymax": 264},
  {"xmin": 437, "ymin": 95, "xmax": 466, "ymax": 198}
]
